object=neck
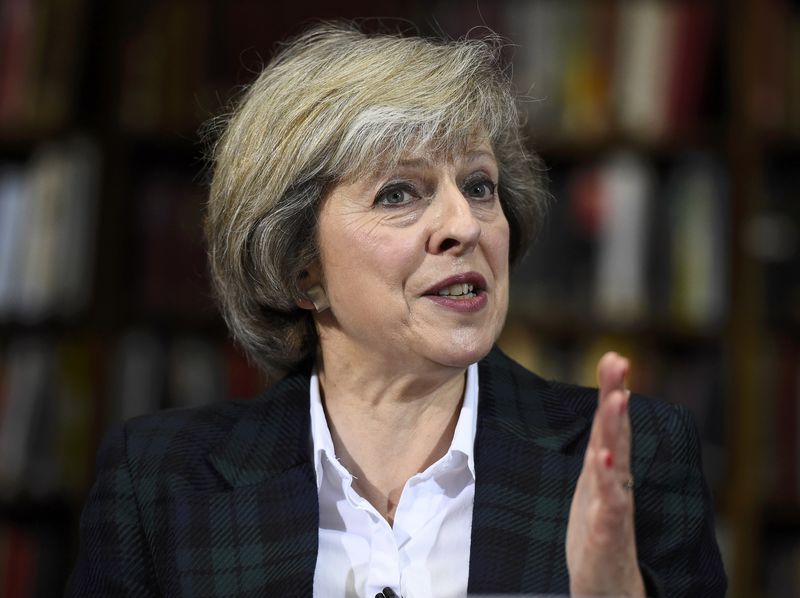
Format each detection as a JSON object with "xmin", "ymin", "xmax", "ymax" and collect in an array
[{"xmin": 316, "ymin": 346, "xmax": 468, "ymax": 524}]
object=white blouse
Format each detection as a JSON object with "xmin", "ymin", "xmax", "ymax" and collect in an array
[{"xmin": 311, "ymin": 363, "xmax": 479, "ymax": 598}]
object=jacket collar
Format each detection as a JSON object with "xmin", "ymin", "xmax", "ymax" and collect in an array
[
  {"xmin": 477, "ymin": 346, "xmax": 590, "ymax": 453},
  {"xmin": 207, "ymin": 347, "xmax": 589, "ymax": 489},
  {"xmin": 207, "ymin": 360, "xmax": 315, "ymax": 488},
  {"xmin": 468, "ymin": 347, "xmax": 592, "ymax": 594}
]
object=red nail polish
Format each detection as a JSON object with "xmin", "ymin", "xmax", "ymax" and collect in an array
[{"xmin": 604, "ymin": 452, "xmax": 614, "ymax": 468}]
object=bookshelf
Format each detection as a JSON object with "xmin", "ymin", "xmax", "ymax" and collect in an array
[{"xmin": 0, "ymin": 0, "xmax": 798, "ymax": 596}]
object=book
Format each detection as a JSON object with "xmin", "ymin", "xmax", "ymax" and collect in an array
[
  {"xmin": 118, "ymin": 0, "xmax": 212, "ymax": 133},
  {"xmin": 746, "ymin": 0, "xmax": 792, "ymax": 134},
  {"xmin": 0, "ymin": 0, "xmax": 87, "ymax": 130},
  {"xmin": 0, "ymin": 338, "xmax": 52, "ymax": 496},
  {"xmin": 168, "ymin": 336, "xmax": 225, "ymax": 408},
  {"xmin": 0, "ymin": 168, "xmax": 26, "ymax": 318},
  {"xmin": 109, "ymin": 329, "xmax": 166, "ymax": 422},
  {"xmin": 136, "ymin": 173, "xmax": 213, "ymax": 317},
  {"xmin": 52, "ymin": 137, "xmax": 100, "ymax": 319},
  {"xmin": 664, "ymin": 1, "xmax": 717, "ymax": 135},
  {"xmin": 0, "ymin": 0, "xmax": 36, "ymax": 128},
  {"xmin": 559, "ymin": 0, "xmax": 614, "ymax": 140},
  {"xmin": 505, "ymin": 0, "xmax": 569, "ymax": 139},
  {"xmin": 593, "ymin": 152, "xmax": 653, "ymax": 324},
  {"xmin": 225, "ymin": 342, "xmax": 264, "ymax": 400},
  {"xmin": 666, "ymin": 154, "xmax": 729, "ymax": 329},
  {"xmin": 9, "ymin": 139, "xmax": 99, "ymax": 322},
  {"xmin": 3, "ymin": 526, "xmax": 35, "ymax": 598},
  {"xmin": 509, "ymin": 166, "xmax": 579, "ymax": 316},
  {"xmin": 54, "ymin": 338, "xmax": 96, "ymax": 498},
  {"xmin": 614, "ymin": 0, "xmax": 674, "ymax": 139}
]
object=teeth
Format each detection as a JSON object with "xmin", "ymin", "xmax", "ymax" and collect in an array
[{"xmin": 438, "ymin": 283, "xmax": 475, "ymax": 297}]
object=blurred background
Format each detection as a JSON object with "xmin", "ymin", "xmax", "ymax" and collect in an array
[{"xmin": 0, "ymin": 0, "xmax": 797, "ymax": 596}]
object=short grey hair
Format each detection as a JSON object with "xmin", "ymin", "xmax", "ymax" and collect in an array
[{"xmin": 205, "ymin": 22, "xmax": 548, "ymax": 377}]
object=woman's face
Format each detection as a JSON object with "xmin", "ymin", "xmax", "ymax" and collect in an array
[{"xmin": 314, "ymin": 139, "xmax": 510, "ymax": 371}]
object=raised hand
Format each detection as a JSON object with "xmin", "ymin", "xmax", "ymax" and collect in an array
[{"xmin": 565, "ymin": 352, "xmax": 645, "ymax": 597}]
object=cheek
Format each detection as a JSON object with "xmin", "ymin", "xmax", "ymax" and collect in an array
[
  {"xmin": 486, "ymin": 218, "xmax": 511, "ymax": 274},
  {"xmin": 323, "ymin": 223, "xmax": 421, "ymax": 298}
]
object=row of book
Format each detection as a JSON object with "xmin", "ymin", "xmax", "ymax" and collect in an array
[
  {"xmin": 117, "ymin": 0, "xmax": 215, "ymax": 134},
  {"xmin": 127, "ymin": 151, "xmax": 732, "ymax": 333},
  {"xmin": 4, "ymin": 0, "xmax": 797, "ymax": 143},
  {"xmin": 0, "ymin": 145, "xmax": 733, "ymax": 330},
  {"xmin": 0, "ymin": 144, "xmax": 216, "ymax": 324},
  {"xmin": 0, "ymin": 138, "xmax": 99, "ymax": 322},
  {"xmin": 117, "ymin": 0, "xmax": 721, "ymax": 140},
  {"xmin": 764, "ymin": 528, "xmax": 800, "ymax": 598},
  {"xmin": 759, "ymin": 158, "xmax": 800, "ymax": 328},
  {"xmin": 762, "ymin": 335, "xmax": 800, "ymax": 503},
  {"xmin": 132, "ymin": 172, "xmax": 214, "ymax": 316},
  {"xmin": 0, "ymin": 336, "xmax": 95, "ymax": 501},
  {"xmin": 0, "ymin": 521, "xmax": 68, "ymax": 598},
  {"xmin": 464, "ymin": 0, "xmax": 719, "ymax": 141},
  {"xmin": 745, "ymin": 0, "xmax": 800, "ymax": 138},
  {"xmin": 0, "ymin": 0, "xmax": 88, "ymax": 132},
  {"xmin": 510, "ymin": 151, "xmax": 729, "ymax": 331},
  {"xmin": 0, "ymin": 332, "xmax": 263, "ymax": 500},
  {"xmin": 0, "ymin": 327, "xmax": 728, "ymax": 501}
]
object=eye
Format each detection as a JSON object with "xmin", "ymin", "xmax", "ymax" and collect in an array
[
  {"xmin": 375, "ymin": 183, "xmax": 418, "ymax": 207},
  {"xmin": 463, "ymin": 176, "xmax": 497, "ymax": 200}
]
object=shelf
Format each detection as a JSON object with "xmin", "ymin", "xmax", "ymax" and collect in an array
[
  {"xmin": 0, "ymin": 496, "xmax": 73, "ymax": 528},
  {"xmin": 533, "ymin": 131, "xmax": 724, "ymax": 161},
  {"xmin": 763, "ymin": 502, "xmax": 800, "ymax": 534},
  {"xmin": 507, "ymin": 305, "xmax": 727, "ymax": 345}
]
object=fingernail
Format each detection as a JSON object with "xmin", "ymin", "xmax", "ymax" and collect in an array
[{"xmin": 604, "ymin": 452, "xmax": 614, "ymax": 468}]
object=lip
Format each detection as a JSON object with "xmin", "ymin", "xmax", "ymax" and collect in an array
[{"xmin": 422, "ymin": 271, "xmax": 489, "ymax": 313}]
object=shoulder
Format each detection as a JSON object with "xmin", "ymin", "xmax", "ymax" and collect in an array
[
  {"xmin": 103, "ymin": 365, "xmax": 313, "ymax": 491},
  {"xmin": 479, "ymin": 346, "xmax": 699, "ymax": 458},
  {"xmin": 115, "ymin": 399, "xmax": 249, "ymax": 476}
]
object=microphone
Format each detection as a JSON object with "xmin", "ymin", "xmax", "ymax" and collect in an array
[{"xmin": 375, "ymin": 587, "xmax": 401, "ymax": 598}]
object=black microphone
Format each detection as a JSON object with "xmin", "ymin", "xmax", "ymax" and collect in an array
[{"xmin": 375, "ymin": 587, "xmax": 401, "ymax": 598}]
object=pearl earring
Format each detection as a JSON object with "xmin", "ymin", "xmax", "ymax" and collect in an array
[{"xmin": 306, "ymin": 285, "xmax": 330, "ymax": 312}]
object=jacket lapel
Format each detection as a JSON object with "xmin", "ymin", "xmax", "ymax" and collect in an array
[
  {"xmin": 467, "ymin": 347, "xmax": 592, "ymax": 595},
  {"xmin": 200, "ymin": 364, "xmax": 320, "ymax": 594}
]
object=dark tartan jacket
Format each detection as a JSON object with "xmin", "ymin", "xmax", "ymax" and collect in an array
[{"xmin": 66, "ymin": 347, "xmax": 727, "ymax": 597}]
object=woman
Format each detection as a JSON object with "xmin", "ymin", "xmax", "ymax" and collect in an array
[{"xmin": 67, "ymin": 23, "xmax": 726, "ymax": 597}]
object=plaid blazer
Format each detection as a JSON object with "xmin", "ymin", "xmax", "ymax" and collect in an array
[{"xmin": 66, "ymin": 347, "xmax": 726, "ymax": 597}]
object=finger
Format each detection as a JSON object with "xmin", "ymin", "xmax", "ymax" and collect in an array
[
  {"xmin": 616, "ymin": 389, "xmax": 632, "ymax": 476},
  {"xmin": 588, "ymin": 353, "xmax": 626, "ymax": 454},
  {"xmin": 597, "ymin": 352, "xmax": 629, "ymax": 401},
  {"xmin": 598, "ymin": 388, "xmax": 624, "ymax": 461},
  {"xmin": 583, "ymin": 386, "xmax": 622, "ymax": 484}
]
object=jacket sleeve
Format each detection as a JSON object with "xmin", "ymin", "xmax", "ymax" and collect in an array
[
  {"xmin": 634, "ymin": 403, "xmax": 727, "ymax": 598},
  {"xmin": 64, "ymin": 423, "xmax": 161, "ymax": 597}
]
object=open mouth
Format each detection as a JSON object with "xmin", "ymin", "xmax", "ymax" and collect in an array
[
  {"xmin": 435, "ymin": 282, "xmax": 478, "ymax": 299},
  {"xmin": 424, "ymin": 272, "xmax": 487, "ymax": 300}
]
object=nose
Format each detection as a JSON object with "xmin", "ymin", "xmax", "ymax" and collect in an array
[{"xmin": 426, "ymin": 181, "xmax": 482, "ymax": 256}]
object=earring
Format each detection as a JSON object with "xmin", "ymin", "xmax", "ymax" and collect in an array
[{"xmin": 306, "ymin": 285, "xmax": 330, "ymax": 312}]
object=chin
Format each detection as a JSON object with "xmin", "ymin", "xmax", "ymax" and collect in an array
[{"xmin": 432, "ymin": 332, "xmax": 495, "ymax": 368}]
